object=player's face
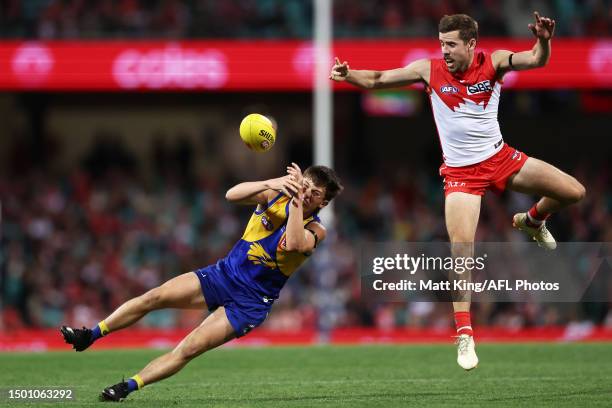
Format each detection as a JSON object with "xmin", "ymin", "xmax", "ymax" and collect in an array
[
  {"xmin": 438, "ymin": 31, "xmax": 476, "ymax": 73},
  {"xmin": 302, "ymin": 177, "xmax": 327, "ymax": 213}
]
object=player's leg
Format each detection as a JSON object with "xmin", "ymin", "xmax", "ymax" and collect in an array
[
  {"xmin": 445, "ymin": 192, "xmax": 481, "ymax": 370},
  {"xmin": 506, "ymin": 157, "xmax": 585, "ymax": 249},
  {"xmin": 61, "ymin": 272, "xmax": 206, "ymax": 351},
  {"xmin": 100, "ymin": 306, "xmax": 236, "ymax": 401},
  {"xmin": 136, "ymin": 306, "xmax": 235, "ymax": 384},
  {"xmin": 105, "ymin": 272, "xmax": 206, "ymax": 331}
]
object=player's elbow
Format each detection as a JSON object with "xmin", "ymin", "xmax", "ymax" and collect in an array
[
  {"xmin": 284, "ymin": 240, "xmax": 299, "ymax": 252},
  {"xmin": 369, "ymin": 71, "xmax": 384, "ymax": 89},
  {"xmin": 532, "ymin": 57, "xmax": 548, "ymax": 68},
  {"xmin": 284, "ymin": 237, "xmax": 306, "ymax": 252},
  {"xmin": 357, "ymin": 79, "xmax": 376, "ymax": 90},
  {"xmin": 225, "ymin": 188, "xmax": 239, "ymax": 202}
]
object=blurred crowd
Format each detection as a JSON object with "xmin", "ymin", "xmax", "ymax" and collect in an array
[
  {"xmin": 1, "ymin": 0, "xmax": 610, "ymax": 39},
  {"xmin": 1, "ymin": 136, "xmax": 610, "ymax": 333}
]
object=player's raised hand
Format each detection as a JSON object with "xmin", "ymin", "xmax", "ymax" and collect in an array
[
  {"xmin": 330, "ymin": 57, "xmax": 350, "ymax": 81},
  {"xmin": 529, "ymin": 11, "xmax": 555, "ymax": 40},
  {"xmin": 268, "ymin": 175, "xmax": 301, "ymax": 197},
  {"xmin": 287, "ymin": 163, "xmax": 305, "ymax": 204},
  {"xmin": 287, "ymin": 163, "xmax": 305, "ymax": 207},
  {"xmin": 287, "ymin": 162, "xmax": 303, "ymax": 185}
]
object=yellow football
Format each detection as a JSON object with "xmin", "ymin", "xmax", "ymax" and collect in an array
[{"xmin": 239, "ymin": 113, "xmax": 276, "ymax": 152}]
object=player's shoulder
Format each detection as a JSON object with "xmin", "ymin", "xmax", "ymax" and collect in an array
[
  {"xmin": 404, "ymin": 58, "xmax": 432, "ymax": 77},
  {"xmin": 254, "ymin": 190, "xmax": 285, "ymax": 213},
  {"xmin": 410, "ymin": 58, "xmax": 432, "ymax": 67},
  {"xmin": 474, "ymin": 51, "xmax": 498, "ymax": 77},
  {"xmin": 426, "ymin": 57, "xmax": 444, "ymax": 75}
]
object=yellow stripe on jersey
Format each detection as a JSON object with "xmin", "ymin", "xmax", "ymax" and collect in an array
[{"xmin": 242, "ymin": 194, "xmax": 290, "ymax": 242}]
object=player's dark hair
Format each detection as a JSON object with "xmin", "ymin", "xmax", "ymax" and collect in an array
[
  {"xmin": 304, "ymin": 165, "xmax": 343, "ymax": 202},
  {"xmin": 438, "ymin": 14, "xmax": 478, "ymax": 43}
]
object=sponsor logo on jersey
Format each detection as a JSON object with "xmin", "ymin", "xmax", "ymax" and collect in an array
[
  {"xmin": 466, "ymin": 80, "xmax": 493, "ymax": 95},
  {"xmin": 440, "ymin": 84, "xmax": 459, "ymax": 94},
  {"xmin": 511, "ymin": 150, "xmax": 522, "ymax": 161}
]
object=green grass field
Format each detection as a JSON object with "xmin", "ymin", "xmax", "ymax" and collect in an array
[{"xmin": 1, "ymin": 343, "xmax": 612, "ymax": 407}]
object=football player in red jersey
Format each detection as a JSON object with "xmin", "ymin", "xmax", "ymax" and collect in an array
[{"xmin": 331, "ymin": 12, "xmax": 585, "ymax": 370}]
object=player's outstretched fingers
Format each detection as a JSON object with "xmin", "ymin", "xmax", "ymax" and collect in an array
[
  {"xmin": 528, "ymin": 23, "xmax": 537, "ymax": 36},
  {"xmin": 290, "ymin": 162, "xmax": 303, "ymax": 177}
]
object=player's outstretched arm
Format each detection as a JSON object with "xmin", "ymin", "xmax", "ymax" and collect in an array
[
  {"xmin": 225, "ymin": 176, "xmax": 301, "ymax": 205},
  {"xmin": 493, "ymin": 11, "xmax": 555, "ymax": 75},
  {"xmin": 330, "ymin": 57, "xmax": 430, "ymax": 89}
]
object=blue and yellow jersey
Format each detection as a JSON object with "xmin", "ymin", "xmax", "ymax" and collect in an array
[{"xmin": 219, "ymin": 193, "xmax": 321, "ymax": 299}]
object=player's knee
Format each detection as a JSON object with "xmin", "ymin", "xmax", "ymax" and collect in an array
[
  {"xmin": 140, "ymin": 287, "xmax": 164, "ymax": 311},
  {"xmin": 565, "ymin": 179, "xmax": 586, "ymax": 204},
  {"xmin": 572, "ymin": 182, "xmax": 586, "ymax": 203},
  {"xmin": 176, "ymin": 342, "xmax": 208, "ymax": 361}
]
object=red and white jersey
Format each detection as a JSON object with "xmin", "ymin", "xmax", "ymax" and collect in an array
[{"xmin": 427, "ymin": 52, "xmax": 504, "ymax": 167}]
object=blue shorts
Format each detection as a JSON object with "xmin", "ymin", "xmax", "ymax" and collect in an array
[{"xmin": 194, "ymin": 263, "xmax": 272, "ymax": 337}]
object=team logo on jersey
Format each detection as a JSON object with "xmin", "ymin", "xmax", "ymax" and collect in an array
[
  {"xmin": 466, "ymin": 80, "xmax": 493, "ymax": 95},
  {"xmin": 440, "ymin": 84, "xmax": 458, "ymax": 94},
  {"xmin": 261, "ymin": 215, "xmax": 274, "ymax": 231},
  {"xmin": 247, "ymin": 242, "xmax": 276, "ymax": 269}
]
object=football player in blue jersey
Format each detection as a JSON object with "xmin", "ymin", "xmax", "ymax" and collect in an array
[{"xmin": 60, "ymin": 163, "xmax": 342, "ymax": 401}]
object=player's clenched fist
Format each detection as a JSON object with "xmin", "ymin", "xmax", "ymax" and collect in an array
[{"xmin": 330, "ymin": 57, "xmax": 350, "ymax": 81}]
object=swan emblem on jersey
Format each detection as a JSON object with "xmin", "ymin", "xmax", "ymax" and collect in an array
[{"xmin": 247, "ymin": 242, "xmax": 276, "ymax": 269}]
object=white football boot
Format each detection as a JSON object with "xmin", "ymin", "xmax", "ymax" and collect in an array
[
  {"xmin": 512, "ymin": 213, "xmax": 557, "ymax": 250},
  {"xmin": 456, "ymin": 334, "xmax": 479, "ymax": 371}
]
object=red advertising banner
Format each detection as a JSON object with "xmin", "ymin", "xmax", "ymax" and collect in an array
[
  {"xmin": 0, "ymin": 39, "xmax": 610, "ymax": 91},
  {"xmin": 2, "ymin": 327, "xmax": 611, "ymax": 351}
]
